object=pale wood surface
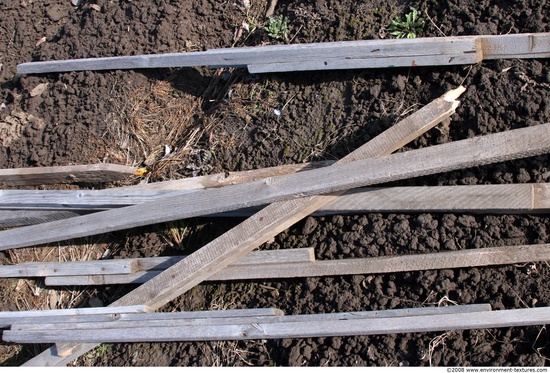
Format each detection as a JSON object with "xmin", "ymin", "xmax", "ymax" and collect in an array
[
  {"xmin": 0, "ymin": 247, "xmax": 313, "ymax": 278},
  {"xmin": 4, "ymin": 183, "xmax": 545, "ymax": 214},
  {"xmin": 0, "ymin": 164, "xmax": 136, "ymax": 186},
  {"xmin": 0, "ymin": 210, "xmax": 81, "ymax": 229},
  {"xmin": 12, "ymin": 304, "xmax": 490, "ymax": 331},
  {"xmin": 43, "ymin": 244, "xmax": 550, "ymax": 286},
  {"xmin": 8, "ymin": 307, "xmax": 549, "ymax": 344},
  {"xmin": 482, "ymin": 33, "xmax": 550, "ymax": 59},
  {"xmin": 3, "ymin": 121, "xmax": 550, "ymax": 252}
]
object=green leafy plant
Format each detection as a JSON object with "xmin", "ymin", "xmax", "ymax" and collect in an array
[
  {"xmin": 265, "ymin": 15, "xmax": 290, "ymax": 41},
  {"xmin": 388, "ymin": 8, "xmax": 424, "ymax": 38}
]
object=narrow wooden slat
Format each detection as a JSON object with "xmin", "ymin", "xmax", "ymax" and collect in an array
[
  {"xmin": 534, "ymin": 184, "xmax": 550, "ymax": 210},
  {"xmin": 22, "ymin": 88, "xmax": 465, "ymax": 364},
  {"xmin": 3, "ymin": 121, "xmax": 550, "ymax": 252},
  {"xmin": 0, "ymin": 164, "xmax": 136, "ymax": 186},
  {"xmin": 8, "ymin": 307, "xmax": 549, "ymax": 344},
  {"xmin": 3, "ymin": 183, "xmax": 544, "ymax": 213},
  {"xmin": 44, "ymin": 244, "xmax": 550, "ymax": 286},
  {"xmin": 4, "ymin": 308, "xmax": 283, "ymax": 330},
  {"xmin": 0, "ymin": 305, "xmax": 149, "ymax": 328},
  {"xmin": 11, "ymin": 304, "xmax": 490, "ymax": 331},
  {"xmin": 0, "ymin": 248, "xmax": 313, "ymax": 278},
  {"xmin": 482, "ymin": 33, "xmax": 550, "ymax": 59},
  {"xmin": 17, "ymin": 36, "xmax": 480, "ymax": 74},
  {"xmin": 0, "ymin": 210, "xmax": 82, "ymax": 229}
]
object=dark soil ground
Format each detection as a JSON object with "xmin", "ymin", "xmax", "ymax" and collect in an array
[{"xmin": 1, "ymin": 0, "xmax": 550, "ymax": 367}]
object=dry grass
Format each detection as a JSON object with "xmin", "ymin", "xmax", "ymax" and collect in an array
[
  {"xmin": 0, "ymin": 239, "xmax": 109, "ymax": 365},
  {"xmin": 110, "ymin": 80, "xmax": 215, "ymax": 181}
]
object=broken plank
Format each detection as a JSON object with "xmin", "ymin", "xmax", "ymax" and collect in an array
[
  {"xmin": 0, "ymin": 164, "xmax": 136, "ymax": 186},
  {"xmin": 44, "ymin": 244, "xmax": 550, "ymax": 286},
  {"xmin": 11, "ymin": 304, "xmax": 490, "ymax": 331},
  {"xmin": 21, "ymin": 87, "xmax": 465, "ymax": 364},
  {"xmin": 8, "ymin": 307, "xmax": 549, "ymax": 344},
  {"xmin": 3, "ymin": 121, "xmax": 550, "ymax": 252},
  {"xmin": 0, "ymin": 247, "xmax": 313, "ymax": 278}
]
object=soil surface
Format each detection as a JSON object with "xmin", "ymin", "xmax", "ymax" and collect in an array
[{"xmin": 1, "ymin": 0, "xmax": 550, "ymax": 367}]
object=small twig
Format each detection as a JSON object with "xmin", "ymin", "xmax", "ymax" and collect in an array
[{"xmin": 424, "ymin": 9, "xmax": 446, "ymax": 37}]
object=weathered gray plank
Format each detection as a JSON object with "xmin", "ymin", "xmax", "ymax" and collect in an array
[
  {"xmin": 0, "ymin": 164, "xmax": 136, "ymax": 186},
  {"xmin": 17, "ymin": 36, "xmax": 480, "ymax": 74},
  {"xmin": 482, "ymin": 33, "xmax": 550, "ymax": 59},
  {"xmin": 0, "ymin": 210, "xmax": 82, "ymax": 229},
  {"xmin": 11, "ymin": 304, "xmax": 490, "ymax": 331},
  {"xmin": 3, "ymin": 121, "xmax": 550, "ymax": 252},
  {"xmin": 3, "ymin": 183, "xmax": 546, "ymax": 213},
  {"xmin": 5, "ymin": 184, "xmax": 550, "ymax": 214},
  {"xmin": 0, "ymin": 305, "xmax": 148, "ymax": 328},
  {"xmin": 7, "ymin": 307, "xmax": 549, "ymax": 344},
  {"xmin": 43, "ymin": 244, "xmax": 550, "ymax": 286},
  {"xmin": 1, "ymin": 248, "xmax": 313, "ymax": 278},
  {"xmin": 21, "ymin": 87, "xmax": 465, "ymax": 364},
  {"xmin": 4, "ymin": 308, "xmax": 283, "ymax": 330}
]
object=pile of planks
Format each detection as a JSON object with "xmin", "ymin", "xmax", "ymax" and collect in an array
[{"xmin": 1, "ymin": 33, "xmax": 550, "ymax": 366}]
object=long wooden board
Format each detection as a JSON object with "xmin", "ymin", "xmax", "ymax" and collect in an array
[
  {"xmin": 43, "ymin": 244, "xmax": 550, "ymax": 286},
  {"xmin": 0, "ymin": 247, "xmax": 314, "ymax": 278},
  {"xmin": 10, "ymin": 304, "xmax": 490, "ymax": 331},
  {"xmin": 0, "ymin": 164, "xmax": 136, "ymax": 186},
  {"xmin": 8, "ymin": 307, "xmax": 549, "ymax": 344},
  {"xmin": 2, "ymin": 308, "xmax": 283, "ymax": 330},
  {"xmin": 27, "ymin": 88, "xmax": 465, "ymax": 364},
  {"xmin": 16, "ymin": 33, "xmax": 550, "ymax": 75},
  {"xmin": 2, "ymin": 183, "xmax": 548, "ymax": 213},
  {"xmin": 0, "ymin": 210, "xmax": 82, "ymax": 229},
  {"xmin": 3, "ymin": 121, "xmax": 550, "ymax": 252}
]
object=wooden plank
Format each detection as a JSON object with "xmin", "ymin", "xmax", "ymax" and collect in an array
[
  {"xmin": 11, "ymin": 304, "xmax": 490, "ymax": 331},
  {"xmin": 31, "ymin": 87, "xmax": 465, "ymax": 364},
  {"xmin": 4, "ymin": 121, "xmax": 550, "ymax": 252},
  {"xmin": 0, "ymin": 305, "xmax": 149, "ymax": 328},
  {"xmin": 3, "ymin": 308, "xmax": 283, "ymax": 330},
  {"xmin": 3, "ymin": 183, "xmax": 546, "ymax": 213},
  {"xmin": 0, "ymin": 210, "xmax": 82, "ymax": 229},
  {"xmin": 481, "ymin": 33, "xmax": 550, "ymax": 59},
  {"xmin": 124, "ymin": 161, "xmax": 334, "ymax": 191},
  {"xmin": 0, "ymin": 248, "xmax": 313, "ymax": 278},
  {"xmin": 43, "ymin": 244, "xmax": 550, "ymax": 286},
  {"xmin": 17, "ymin": 36, "xmax": 481, "ymax": 74},
  {"xmin": 8, "ymin": 307, "xmax": 549, "ymax": 344},
  {"xmin": 16, "ymin": 33, "xmax": 550, "ymax": 76},
  {"xmin": 0, "ymin": 164, "xmax": 136, "ymax": 186}
]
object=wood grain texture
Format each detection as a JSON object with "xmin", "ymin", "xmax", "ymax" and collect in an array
[
  {"xmin": 5, "ymin": 183, "xmax": 544, "ymax": 213},
  {"xmin": 9, "ymin": 307, "xmax": 549, "ymax": 344},
  {"xmin": 1, "ymin": 247, "xmax": 313, "ymax": 278},
  {"xmin": 43, "ymin": 244, "xmax": 550, "ymax": 286},
  {"xmin": 0, "ymin": 164, "xmax": 136, "ymax": 186},
  {"xmin": 33, "ymin": 87, "xmax": 465, "ymax": 364},
  {"xmin": 0, "ymin": 210, "xmax": 82, "ymax": 229},
  {"xmin": 4, "ymin": 121, "xmax": 550, "ymax": 252},
  {"xmin": 11, "ymin": 304, "xmax": 490, "ymax": 331},
  {"xmin": 481, "ymin": 33, "xmax": 550, "ymax": 59}
]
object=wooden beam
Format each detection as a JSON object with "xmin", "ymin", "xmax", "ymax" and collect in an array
[
  {"xmin": 43, "ymin": 244, "xmax": 550, "ymax": 286},
  {"xmin": 0, "ymin": 247, "xmax": 314, "ymax": 278},
  {"xmin": 0, "ymin": 210, "xmax": 82, "ymax": 229},
  {"xmin": 3, "ymin": 121, "xmax": 550, "ymax": 252},
  {"xmin": 11, "ymin": 304, "xmax": 490, "ymax": 331},
  {"xmin": 0, "ymin": 164, "xmax": 136, "ymax": 186},
  {"xmin": 27, "ymin": 87, "xmax": 465, "ymax": 364},
  {"xmin": 8, "ymin": 307, "xmax": 549, "ymax": 344},
  {"xmin": 16, "ymin": 33, "xmax": 550, "ymax": 75},
  {"xmin": 3, "ymin": 184, "xmax": 548, "ymax": 214},
  {"xmin": 4, "ymin": 308, "xmax": 283, "ymax": 330}
]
